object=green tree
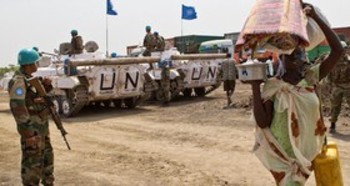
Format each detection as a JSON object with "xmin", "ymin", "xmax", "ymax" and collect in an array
[{"xmin": 0, "ymin": 65, "xmax": 19, "ymax": 77}]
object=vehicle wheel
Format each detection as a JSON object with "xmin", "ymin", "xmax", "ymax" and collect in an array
[
  {"xmin": 124, "ymin": 97, "xmax": 137, "ymax": 109},
  {"xmin": 170, "ymin": 77, "xmax": 183, "ymax": 98},
  {"xmin": 155, "ymin": 88, "xmax": 164, "ymax": 101},
  {"xmin": 94, "ymin": 101, "xmax": 103, "ymax": 107},
  {"xmin": 113, "ymin": 99, "xmax": 122, "ymax": 108},
  {"xmin": 182, "ymin": 88, "xmax": 192, "ymax": 97},
  {"xmin": 103, "ymin": 100, "xmax": 111, "ymax": 107},
  {"xmin": 61, "ymin": 97, "xmax": 73, "ymax": 117},
  {"xmin": 194, "ymin": 87, "xmax": 206, "ymax": 97},
  {"xmin": 52, "ymin": 96, "xmax": 62, "ymax": 114}
]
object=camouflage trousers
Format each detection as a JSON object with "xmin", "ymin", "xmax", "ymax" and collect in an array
[
  {"xmin": 17, "ymin": 116, "xmax": 54, "ymax": 186},
  {"xmin": 160, "ymin": 67, "xmax": 171, "ymax": 103},
  {"xmin": 330, "ymin": 86, "xmax": 350, "ymax": 123}
]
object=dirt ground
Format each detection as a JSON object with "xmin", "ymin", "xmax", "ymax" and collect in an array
[{"xmin": 1, "ymin": 82, "xmax": 349, "ymax": 186}]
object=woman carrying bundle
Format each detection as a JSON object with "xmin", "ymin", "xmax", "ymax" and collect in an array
[{"xmin": 247, "ymin": 3, "xmax": 343, "ymax": 186}]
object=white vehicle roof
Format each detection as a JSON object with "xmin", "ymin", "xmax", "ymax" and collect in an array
[{"xmin": 200, "ymin": 39, "xmax": 233, "ymax": 48}]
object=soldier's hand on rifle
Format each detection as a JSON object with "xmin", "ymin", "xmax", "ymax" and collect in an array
[
  {"xmin": 42, "ymin": 78, "xmax": 53, "ymax": 92},
  {"xmin": 33, "ymin": 97, "xmax": 46, "ymax": 104},
  {"xmin": 42, "ymin": 78, "xmax": 52, "ymax": 86}
]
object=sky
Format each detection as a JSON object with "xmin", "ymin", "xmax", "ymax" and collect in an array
[{"xmin": 0, "ymin": 0, "xmax": 349, "ymax": 67}]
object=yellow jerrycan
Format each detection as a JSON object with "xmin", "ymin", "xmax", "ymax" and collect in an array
[{"xmin": 313, "ymin": 141, "xmax": 344, "ymax": 186}]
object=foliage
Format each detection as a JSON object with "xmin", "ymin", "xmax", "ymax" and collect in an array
[{"xmin": 0, "ymin": 65, "xmax": 19, "ymax": 77}]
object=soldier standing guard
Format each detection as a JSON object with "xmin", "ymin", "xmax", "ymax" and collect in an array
[
  {"xmin": 158, "ymin": 59, "xmax": 171, "ymax": 106},
  {"xmin": 329, "ymin": 46, "xmax": 350, "ymax": 133},
  {"xmin": 8, "ymin": 48, "xmax": 55, "ymax": 185},
  {"xmin": 143, "ymin": 25, "xmax": 156, "ymax": 56}
]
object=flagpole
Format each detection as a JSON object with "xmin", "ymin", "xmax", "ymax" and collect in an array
[
  {"xmin": 181, "ymin": 19, "xmax": 184, "ymax": 54},
  {"xmin": 106, "ymin": 14, "xmax": 109, "ymax": 57}
]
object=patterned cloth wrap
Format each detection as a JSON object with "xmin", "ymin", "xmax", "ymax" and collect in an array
[
  {"xmin": 253, "ymin": 64, "xmax": 326, "ymax": 185},
  {"xmin": 236, "ymin": 0, "xmax": 309, "ymax": 53}
]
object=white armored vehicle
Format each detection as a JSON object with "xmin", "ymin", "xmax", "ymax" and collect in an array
[
  {"xmin": 146, "ymin": 48, "xmax": 228, "ymax": 100},
  {"xmin": 34, "ymin": 43, "xmax": 157, "ymax": 117}
]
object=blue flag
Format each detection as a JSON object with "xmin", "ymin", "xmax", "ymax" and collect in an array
[
  {"xmin": 107, "ymin": 0, "xmax": 117, "ymax": 15},
  {"xmin": 182, "ymin": 4, "xmax": 197, "ymax": 20}
]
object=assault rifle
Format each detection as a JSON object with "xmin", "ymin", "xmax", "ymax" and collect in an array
[{"xmin": 27, "ymin": 77, "xmax": 71, "ymax": 150}]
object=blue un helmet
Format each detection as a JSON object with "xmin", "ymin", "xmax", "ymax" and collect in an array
[
  {"xmin": 111, "ymin": 52, "xmax": 117, "ymax": 58},
  {"xmin": 17, "ymin": 48, "xmax": 40, "ymax": 65},
  {"xmin": 145, "ymin": 25, "xmax": 151, "ymax": 32},
  {"xmin": 71, "ymin": 29, "xmax": 78, "ymax": 36},
  {"xmin": 154, "ymin": 31, "xmax": 159, "ymax": 36},
  {"xmin": 32, "ymin": 46, "xmax": 39, "ymax": 52}
]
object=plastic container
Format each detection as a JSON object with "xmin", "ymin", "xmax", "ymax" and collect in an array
[
  {"xmin": 313, "ymin": 141, "xmax": 344, "ymax": 186},
  {"xmin": 236, "ymin": 61, "xmax": 267, "ymax": 81}
]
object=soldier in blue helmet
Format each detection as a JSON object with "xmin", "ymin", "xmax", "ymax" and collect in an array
[
  {"xmin": 143, "ymin": 25, "xmax": 156, "ymax": 56},
  {"xmin": 111, "ymin": 52, "xmax": 117, "ymax": 58},
  {"xmin": 8, "ymin": 48, "xmax": 55, "ymax": 185},
  {"xmin": 32, "ymin": 46, "xmax": 42, "ymax": 56},
  {"xmin": 154, "ymin": 31, "xmax": 165, "ymax": 51},
  {"xmin": 69, "ymin": 29, "xmax": 84, "ymax": 55}
]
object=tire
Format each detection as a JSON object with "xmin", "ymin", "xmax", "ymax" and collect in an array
[
  {"xmin": 194, "ymin": 87, "xmax": 206, "ymax": 97},
  {"xmin": 153, "ymin": 81, "xmax": 163, "ymax": 101},
  {"xmin": 102, "ymin": 100, "xmax": 111, "ymax": 107},
  {"xmin": 51, "ymin": 96, "xmax": 62, "ymax": 114},
  {"xmin": 113, "ymin": 99, "xmax": 122, "ymax": 108},
  {"xmin": 170, "ymin": 77, "xmax": 184, "ymax": 98},
  {"xmin": 182, "ymin": 88, "xmax": 192, "ymax": 97},
  {"xmin": 155, "ymin": 89, "xmax": 164, "ymax": 101},
  {"xmin": 124, "ymin": 97, "xmax": 137, "ymax": 109},
  {"xmin": 61, "ymin": 97, "xmax": 73, "ymax": 118},
  {"xmin": 94, "ymin": 101, "xmax": 103, "ymax": 107}
]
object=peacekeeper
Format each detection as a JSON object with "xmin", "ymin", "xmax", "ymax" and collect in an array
[
  {"xmin": 143, "ymin": 25, "xmax": 156, "ymax": 56},
  {"xmin": 329, "ymin": 46, "xmax": 350, "ymax": 133},
  {"xmin": 158, "ymin": 59, "xmax": 171, "ymax": 106},
  {"xmin": 69, "ymin": 29, "xmax": 84, "ymax": 55},
  {"xmin": 154, "ymin": 31, "xmax": 165, "ymax": 51},
  {"xmin": 8, "ymin": 48, "xmax": 55, "ymax": 185}
]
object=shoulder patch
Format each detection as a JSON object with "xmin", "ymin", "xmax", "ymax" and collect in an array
[
  {"xmin": 15, "ymin": 87, "xmax": 24, "ymax": 96},
  {"xmin": 9, "ymin": 76, "xmax": 27, "ymax": 100}
]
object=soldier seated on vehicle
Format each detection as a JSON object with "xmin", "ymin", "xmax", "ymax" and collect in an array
[
  {"xmin": 154, "ymin": 31, "xmax": 165, "ymax": 52},
  {"xmin": 143, "ymin": 26, "xmax": 156, "ymax": 56},
  {"xmin": 69, "ymin": 29, "xmax": 84, "ymax": 55}
]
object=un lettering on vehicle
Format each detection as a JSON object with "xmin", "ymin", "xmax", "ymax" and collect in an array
[
  {"xmin": 119, "ymin": 66, "xmax": 141, "ymax": 95},
  {"xmin": 203, "ymin": 64, "xmax": 218, "ymax": 83},
  {"xmin": 97, "ymin": 68, "xmax": 117, "ymax": 96},
  {"xmin": 187, "ymin": 61, "xmax": 218, "ymax": 86}
]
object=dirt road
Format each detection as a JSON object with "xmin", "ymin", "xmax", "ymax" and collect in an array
[{"xmin": 1, "ymin": 83, "xmax": 349, "ymax": 186}]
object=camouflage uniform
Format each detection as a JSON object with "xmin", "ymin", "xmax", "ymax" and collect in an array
[
  {"xmin": 143, "ymin": 33, "xmax": 156, "ymax": 56},
  {"xmin": 329, "ymin": 55, "xmax": 350, "ymax": 125},
  {"xmin": 158, "ymin": 60, "xmax": 171, "ymax": 104},
  {"xmin": 8, "ymin": 70, "xmax": 54, "ymax": 186},
  {"xmin": 155, "ymin": 35, "xmax": 165, "ymax": 51},
  {"xmin": 70, "ymin": 35, "xmax": 84, "ymax": 55}
]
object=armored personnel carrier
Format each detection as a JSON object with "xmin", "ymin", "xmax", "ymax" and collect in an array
[
  {"xmin": 34, "ymin": 43, "xmax": 157, "ymax": 117},
  {"xmin": 147, "ymin": 48, "xmax": 228, "ymax": 101}
]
